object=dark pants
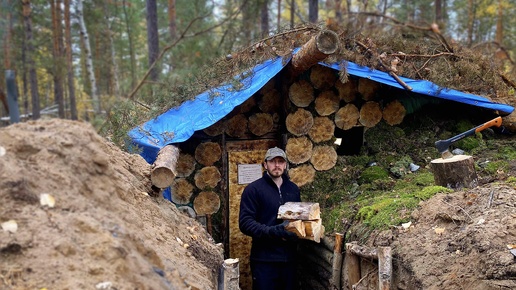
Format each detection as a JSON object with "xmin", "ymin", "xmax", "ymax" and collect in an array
[{"xmin": 251, "ymin": 260, "xmax": 298, "ymax": 290}]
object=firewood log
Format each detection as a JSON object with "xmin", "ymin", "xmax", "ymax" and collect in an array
[
  {"xmin": 286, "ymin": 108, "xmax": 314, "ymax": 136},
  {"xmin": 310, "ymin": 145, "xmax": 338, "ymax": 171},
  {"xmin": 203, "ymin": 118, "xmax": 226, "ymax": 137},
  {"xmin": 285, "ymin": 136, "xmax": 313, "ymax": 164},
  {"xmin": 171, "ymin": 178, "xmax": 194, "ymax": 205},
  {"xmin": 334, "ymin": 103, "xmax": 359, "ymax": 130},
  {"xmin": 315, "ymin": 90, "xmax": 340, "ymax": 116},
  {"xmin": 289, "ymin": 79, "xmax": 314, "ymax": 107},
  {"xmin": 285, "ymin": 220, "xmax": 306, "ymax": 237},
  {"xmin": 238, "ymin": 96, "xmax": 256, "ymax": 114},
  {"xmin": 305, "ymin": 224, "xmax": 325, "ymax": 243},
  {"xmin": 259, "ymin": 88, "xmax": 281, "ymax": 113},
  {"xmin": 289, "ymin": 164, "xmax": 316, "ymax": 187},
  {"xmin": 177, "ymin": 205, "xmax": 196, "ymax": 218},
  {"xmin": 195, "ymin": 142, "xmax": 221, "ymax": 166},
  {"xmin": 382, "ymin": 99, "xmax": 406, "ymax": 125},
  {"xmin": 335, "ymin": 78, "xmax": 357, "ymax": 103},
  {"xmin": 359, "ymin": 101, "xmax": 382, "ymax": 128},
  {"xmin": 310, "ymin": 64, "xmax": 338, "ymax": 90},
  {"xmin": 358, "ymin": 78, "xmax": 381, "ymax": 101},
  {"xmin": 226, "ymin": 113, "xmax": 248, "ymax": 138},
  {"xmin": 309, "ymin": 116, "xmax": 335, "ymax": 143},
  {"xmin": 193, "ymin": 191, "xmax": 221, "ymax": 215},
  {"xmin": 151, "ymin": 145, "xmax": 180, "ymax": 188},
  {"xmin": 176, "ymin": 153, "xmax": 196, "ymax": 178},
  {"xmin": 194, "ymin": 166, "xmax": 221, "ymax": 190},
  {"xmin": 277, "ymin": 202, "xmax": 320, "ymax": 220},
  {"xmin": 248, "ymin": 112, "xmax": 274, "ymax": 136},
  {"xmin": 291, "ymin": 30, "xmax": 339, "ymax": 75}
]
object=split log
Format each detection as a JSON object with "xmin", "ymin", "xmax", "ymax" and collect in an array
[
  {"xmin": 309, "ymin": 116, "xmax": 335, "ymax": 143},
  {"xmin": 336, "ymin": 78, "xmax": 357, "ymax": 103},
  {"xmin": 331, "ymin": 233, "xmax": 344, "ymax": 290},
  {"xmin": 226, "ymin": 114, "xmax": 248, "ymax": 138},
  {"xmin": 305, "ymin": 225, "xmax": 325, "ymax": 243},
  {"xmin": 277, "ymin": 202, "xmax": 320, "ymax": 220},
  {"xmin": 344, "ymin": 247, "xmax": 361, "ymax": 290},
  {"xmin": 193, "ymin": 191, "xmax": 221, "ymax": 215},
  {"xmin": 285, "ymin": 136, "xmax": 313, "ymax": 164},
  {"xmin": 430, "ymin": 154, "xmax": 478, "ymax": 189},
  {"xmin": 359, "ymin": 101, "xmax": 383, "ymax": 128},
  {"xmin": 289, "ymin": 79, "xmax": 314, "ymax": 107},
  {"xmin": 346, "ymin": 242, "xmax": 378, "ymax": 260},
  {"xmin": 358, "ymin": 78, "xmax": 381, "ymax": 101},
  {"xmin": 286, "ymin": 220, "xmax": 306, "ymax": 237},
  {"xmin": 194, "ymin": 166, "xmax": 221, "ymax": 189},
  {"xmin": 304, "ymin": 219, "xmax": 322, "ymax": 236},
  {"xmin": 203, "ymin": 119, "xmax": 225, "ymax": 136},
  {"xmin": 220, "ymin": 258, "xmax": 240, "ymax": 290},
  {"xmin": 151, "ymin": 145, "xmax": 180, "ymax": 188},
  {"xmin": 335, "ymin": 104, "xmax": 360, "ymax": 130},
  {"xmin": 377, "ymin": 247, "xmax": 392, "ymax": 290},
  {"xmin": 259, "ymin": 88, "xmax": 281, "ymax": 113},
  {"xmin": 286, "ymin": 108, "xmax": 314, "ymax": 136},
  {"xmin": 176, "ymin": 153, "xmax": 196, "ymax": 178},
  {"xmin": 248, "ymin": 113, "xmax": 274, "ymax": 136},
  {"xmin": 171, "ymin": 178, "xmax": 195, "ymax": 205},
  {"xmin": 315, "ymin": 90, "xmax": 340, "ymax": 116},
  {"xmin": 310, "ymin": 64, "xmax": 338, "ymax": 90},
  {"xmin": 195, "ymin": 141, "xmax": 222, "ymax": 166},
  {"xmin": 291, "ymin": 30, "xmax": 339, "ymax": 75},
  {"xmin": 382, "ymin": 99, "xmax": 406, "ymax": 125},
  {"xmin": 289, "ymin": 164, "xmax": 316, "ymax": 187},
  {"xmin": 310, "ymin": 145, "xmax": 338, "ymax": 171}
]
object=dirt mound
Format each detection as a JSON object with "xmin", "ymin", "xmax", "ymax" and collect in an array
[
  {"xmin": 384, "ymin": 183, "xmax": 516, "ymax": 290},
  {"xmin": 0, "ymin": 119, "xmax": 223, "ymax": 290}
]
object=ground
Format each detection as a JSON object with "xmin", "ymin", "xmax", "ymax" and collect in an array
[
  {"xmin": 1, "ymin": 119, "xmax": 515, "ymax": 290},
  {"xmin": 0, "ymin": 119, "xmax": 223, "ymax": 290}
]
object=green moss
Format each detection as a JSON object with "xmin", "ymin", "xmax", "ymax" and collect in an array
[
  {"xmin": 456, "ymin": 134, "xmax": 483, "ymax": 151},
  {"xmin": 355, "ymin": 195, "xmax": 419, "ymax": 229},
  {"xmin": 414, "ymin": 185, "xmax": 452, "ymax": 200},
  {"xmin": 404, "ymin": 171, "xmax": 435, "ymax": 186},
  {"xmin": 506, "ymin": 176, "xmax": 516, "ymax": 184},
  {"xmin": 480, "ymin": 160, "xmax": 509, "ymax": 175},
  {"xmin": 496, "ymin": 146, "xmax": 516, "ymax": 160},
  {"xmin": 358, "ymin": 166, "xmax": 389, "ymax": 184}
]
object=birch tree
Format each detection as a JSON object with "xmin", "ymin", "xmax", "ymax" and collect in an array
[
  {"xmin": 64, "ymin": 0, "xmax": 77, "ymax": 119},
  {"xmin": 77, "ymin": 0, "xmax": 100, "ymax": 114}
]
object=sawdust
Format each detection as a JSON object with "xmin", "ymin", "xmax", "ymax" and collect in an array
[{"xmin": 0, "ymin": 119, "xmax": 223, "ymax": 290}]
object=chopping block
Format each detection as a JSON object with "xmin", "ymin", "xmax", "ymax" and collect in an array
[{"xmin": 430, "ymin": 154, "xmax": 478, "ymax": 189}]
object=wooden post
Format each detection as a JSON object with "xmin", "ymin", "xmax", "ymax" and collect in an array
[
  {"xmin": 331, "ymin": 233, "xmax": 344, "ymax": 290},
  {"xmin": 345, "ymin": 243, "xmax": 361, "ymax": 290},
  {"xmin": 377, "ymin": 247, "xmax": 392, "ymax": 290},
  {"xmin": 151, "ymin": 144, "xmax": 180, "ymax": 188},
  {"xmin": 430, "ymin": 155, "xmax": 478, "ymax": 189},
  {"xmin": 220, "ymin": 258, "xmax": 240, "ymax": 290}
]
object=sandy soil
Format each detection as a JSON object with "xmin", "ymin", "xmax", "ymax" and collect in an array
[
  {"xmin": 1, "ymin": 119, "xmax": 515, "ymax": 290},
  {"xmin": 0, "ymin": 119, "xmax": 223, "ymax": 290}
]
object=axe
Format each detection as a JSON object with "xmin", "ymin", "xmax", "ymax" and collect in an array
[{"xmin": 435, "ymin": 116, "xmax": 502, "ymax": 159}]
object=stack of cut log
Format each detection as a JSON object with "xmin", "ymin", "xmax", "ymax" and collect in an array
[{"xmin": 277, "ymin": 202, "xmax": 325, "ymax": 243}]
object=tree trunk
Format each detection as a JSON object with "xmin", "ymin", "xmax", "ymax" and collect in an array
[
  {"xmin": 260, "ymin": 0, "xmax": 269, "ymax": 38},
  {"xmin": 308, "ymin": 0, "xmax": 318, "ymax": 23},
  {"xmin": 122, "ymin": 0, "xmax": 137, "ymax": 89},
  {"xmin": 102, "ymin": 1, "xmax": 120, "ymax": 98},
  {"xmin": 51, "ymin": 0, "xmax": 65, "ymax": 118},
  {"xmin": 495, "ymin": 0, "xmax": 503, "ymax": 45},
  {"xmin": 168, "ymin": 0, "xmax": 177, "ymax": 41},
  {"xmin": 21, "ymin": 0, "xmax": 40, "ymax": 120},
  {"xmin": 64, "ymin": 0, "xmax": 77, "ymax": 120},
  {"xmin": 146, "ymin": 0, "xmax": 160, "ymax": 81},
  {"xmin": 77, "ymin": 0, "xmax": 100, "ymax": 114}
]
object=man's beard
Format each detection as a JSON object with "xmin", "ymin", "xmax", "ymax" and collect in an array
[{"xmin": 267, "ymin": 167, "xmax": 284, "ymax": 178}]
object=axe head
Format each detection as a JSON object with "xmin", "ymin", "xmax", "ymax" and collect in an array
[{"xmin": 434, "ymin": 140, "xmax": 454, "ymax": 159}]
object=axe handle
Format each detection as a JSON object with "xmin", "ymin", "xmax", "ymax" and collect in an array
[{"xmin": 443, "ymin": 116, "xmax": 503, "ymax": 145}]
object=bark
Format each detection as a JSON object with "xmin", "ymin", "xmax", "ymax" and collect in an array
[
  {"xmin": 378, "ymin": 247, "xmax": 392, "ymax": 290},
  {"xmin": 51, "ymin": 0, "xmax": 65, "ymax": 118},
  {"xmin": 331, "ymin": 233, "xmax": 344, "ymax": 290},
  {"xmin": 291, "ymin": 30, "xmax": 339, "ymax": 75},
  {"xmin": 146, "ymin": 0, "xmax": 160, "ymax": 81},
  {"xmin": 431, "ymin": 154, "xmax": 478, "ymax": 189},
  {"xmin": 151, "ymin": 145, "xmax": 180, "ymax": 188},
  {"xmin": 168, "ymin": 0, "xmax": 177, "ymax": 41},
  {"xmin": 77, "ymin": 0, "xmax": 100, "ymax": 114},
  {"xmin": 64, "ymin": 0, "xmax": 77, "ymax": 120},
  {"xmin": 221, "ymin": 258, "xmax": 240, "ymax": 290},
  {"xmin": 21, "ymin": 0, "xmax": 40, "ymax": 120}
]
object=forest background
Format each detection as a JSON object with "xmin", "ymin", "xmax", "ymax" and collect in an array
[{"xmin": 0, "ymin": 0, "xmax": 515, "ymax": 143}]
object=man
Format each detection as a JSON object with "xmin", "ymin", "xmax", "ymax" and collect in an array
[{"xmin": 239, "ymin": 147, "xmax": 301, "ymax": 290}]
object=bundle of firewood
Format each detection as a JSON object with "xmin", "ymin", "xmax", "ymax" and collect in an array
[{"xmin": 277, "ymin": 202, "xmax": 325, "ymax": 243}]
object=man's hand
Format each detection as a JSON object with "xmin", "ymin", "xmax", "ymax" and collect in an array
[{"xmin": 268, "ymin": 221, "xmax": 298, "ymax": 240}]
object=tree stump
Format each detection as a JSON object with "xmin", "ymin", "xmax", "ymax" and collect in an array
[{"xmin": 431, "ymin": 155, "xmax": 478, "ymax": 189}]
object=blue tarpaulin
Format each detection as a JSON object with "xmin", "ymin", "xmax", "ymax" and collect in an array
[{"xmin": 129, "ymin": 53, "xmax": 514, "ymax": 164}]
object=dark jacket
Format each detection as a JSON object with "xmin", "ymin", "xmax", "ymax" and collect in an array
[{"xmin": 239, "ymin": 172, "xmax": 301, "ymax": 262}]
